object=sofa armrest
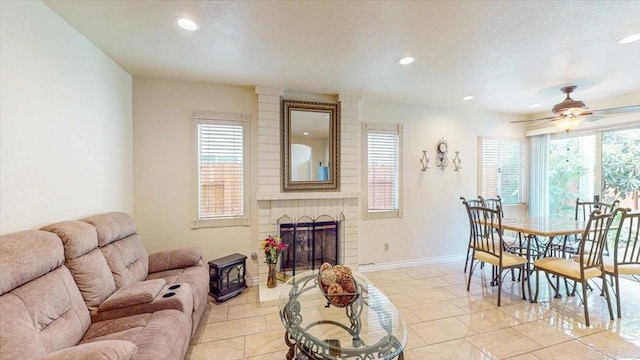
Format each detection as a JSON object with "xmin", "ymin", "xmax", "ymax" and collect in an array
[
  {"xmin": 148, "ymin": 247, "xmax": 202, "ymax": 273},
  {"xmin": 34, "ymin": 340, "xmax": 137, "ymax": 360},
  {"xmin": 98, "ymin": 279, "xmax": 166, "ymax": 311}
]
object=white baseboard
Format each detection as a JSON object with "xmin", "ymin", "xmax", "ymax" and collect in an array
[{"xmin": 359, "ymin": 254, "xmax": 465, "ymax": 273}]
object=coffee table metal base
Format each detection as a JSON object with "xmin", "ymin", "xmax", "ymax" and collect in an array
[{"xmin": 285, "ymin": 332, "xmax": 404, "ymax": 360}]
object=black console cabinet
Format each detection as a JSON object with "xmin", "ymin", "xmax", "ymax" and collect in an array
[{"xmin": 208, "ymin": 253, "xmax": 247, "ymax": 302}]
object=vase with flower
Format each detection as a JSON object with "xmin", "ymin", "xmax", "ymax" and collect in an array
[{"xmin": 261, "ymin": 235, "xmax": 287, "ymax": 288}]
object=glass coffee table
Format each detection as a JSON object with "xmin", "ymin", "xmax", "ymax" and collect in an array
[{"xmin": 278, "ymin": 271, "xmax": 406, "ymax": 360}]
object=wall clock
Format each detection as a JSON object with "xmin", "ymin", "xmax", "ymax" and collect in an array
[{"xmin": 436, "ymin": 138, "xmax": 449, "ymax": 170}]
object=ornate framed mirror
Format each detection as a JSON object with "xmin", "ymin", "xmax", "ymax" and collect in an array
[{"xmin": 282, "ymin": 99, "xmax": 340, "ymax": 192}]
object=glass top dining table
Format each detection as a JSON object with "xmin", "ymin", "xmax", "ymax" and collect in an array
[
  {"xmin": 278, "ymin": 270, "xmax": 406, "ymax": 360},
  {"xmin": 491, "ymin": 216, "xmax": 589, "ymax": 300},
  {"xmin": 499, "ymin": 216, "xmax": 587, "ymax": 238}
]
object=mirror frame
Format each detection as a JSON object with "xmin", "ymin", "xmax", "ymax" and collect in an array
[{"xmin": 282, "ymin": 99, "xmax": 340, "ymax": 192}]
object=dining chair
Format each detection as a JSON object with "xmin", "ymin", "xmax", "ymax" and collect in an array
[
  {"xmin": 533, "ymin": 209, "xmax": 615, "ymax": 327},
  {"xmin": 461, "ymin": 197, "xmax": 484, "ymax": 274},
  {"xmin": 480, "ymin": 195, "xmax": 527, "ymax": 281},
  {"xmin": 466, "ymin": 204, "xmax": 528, "ymax": 306},
  {"xmin": 554, "ymin": 198, "xmax": 620, "ymax": 258},
  {"xmin": 603, "ymin": 208, "xmax": 640, "ymax": 318},
  {"xmin": 575, "ymin": 198, "xmax": 620, "ymax": 221}
]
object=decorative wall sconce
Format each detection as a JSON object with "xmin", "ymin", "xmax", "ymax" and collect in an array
[
  {"xmin": 453, "ymin": 151, "xmax": 463, "ymax": 171},
  {"xmin": 420, "ymin": 151, "xmax": 430, "ymax": 171}
]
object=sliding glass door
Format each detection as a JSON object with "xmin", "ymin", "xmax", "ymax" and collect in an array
[
  {"xmin": 602, "ymin": 127, "xmax": 640, "ymax": 210},
  {"xmin": 547, "ymin": 125, "xmax": 639, "ymax": 218},
  {"xmin": 548, "ymin": 133, "xmax": 596, "ymax": 218}
]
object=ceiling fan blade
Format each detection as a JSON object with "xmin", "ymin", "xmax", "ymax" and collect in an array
[
  {"xmin": 592, "ymin": 105, "xmax": 640, "ymax": 115},
  {"xmin": 584, "ymin": 115, "xmax": 604, "ymax": 122},
  {"xmin": 510, "ymin": 116, "xmax": 556, "ymax": 124}
]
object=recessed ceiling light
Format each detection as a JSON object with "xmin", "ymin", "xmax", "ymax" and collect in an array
[
  {"xmin": 462, "ymin": 96, "xmax": 474, "ymax": 101},
  {"xmin": 176, "ymin": 17, "xmax": 199, "ymax": 31},
  {"xmin": 529, "ymin": 104, "xmax": 541, "ymax": 108},
  {"xmin": 303, "ymin": 132, "xmax": 309, "ymax": 136},
  {"xmin": 398, "ymin": 56, "xmax": 415, "ymax": 65},
  {"xmin": 618, "ymin": 33, "xmax": 640, "ymax": 44}
]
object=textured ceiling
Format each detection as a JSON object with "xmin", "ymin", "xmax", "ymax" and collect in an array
[{"xmin": 44, "ymin": 0, "xmax": 640, "ymax": 115}]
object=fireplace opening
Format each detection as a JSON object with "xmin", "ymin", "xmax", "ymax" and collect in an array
[{"xmin": 278, "ymin": 217, "xmax": 339, "ymax": 278}]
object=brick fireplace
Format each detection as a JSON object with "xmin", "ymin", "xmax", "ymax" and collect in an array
[{"xmin": 255, "ymin": 87, "xmax": 362, "ymax": 303}]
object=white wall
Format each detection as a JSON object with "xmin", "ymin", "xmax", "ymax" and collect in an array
[
  {"xmin": 0, "ymin": 1, "xmax": 133, "ymax": 234},
  {"xmin": 132, "ymin": 79, "xmax": 259, "ymax": 278},
  {"xmin": 359, "ymin": 100, "xmax": 526, "ymax": 265}
]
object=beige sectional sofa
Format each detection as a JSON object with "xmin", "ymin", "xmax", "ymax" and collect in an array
[{"xmin": 0, "ymin": 212, "xmax": 209, "ymax": 360}]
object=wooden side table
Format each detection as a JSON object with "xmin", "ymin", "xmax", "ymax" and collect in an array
[{"xmin": 208, "ymin": 253, "xmax": 247, "ymax": 302}]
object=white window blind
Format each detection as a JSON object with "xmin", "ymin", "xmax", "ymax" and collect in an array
[
  {"xmin": 480, "ymin": 137, "xmax": 525, "ymax": 204},
  {"xmin": 198, "ymin": 122, "xmax": 244, "ymax": 219},
  {"xmin": 364, "ymin": 123, "xmax": 403, "ymax": 218}
]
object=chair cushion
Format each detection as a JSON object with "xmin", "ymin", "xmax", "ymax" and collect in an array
[
  {"xmin": 534, "ymin": 257, "xmax": 602, "ymax": 279},
  {"xmin": 474, "ymin": 251, "xmax": 527, "ymax": 267},
  {"xmin": 602, "ymin": 256, "xmax": 640, "ymax": 275}
]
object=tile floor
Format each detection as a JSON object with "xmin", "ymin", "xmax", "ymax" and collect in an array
[{"xmin": 186, "ymin": 259, "xmax": 640, "ymax": 359}]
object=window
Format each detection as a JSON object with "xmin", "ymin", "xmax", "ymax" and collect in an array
[
  {"xmin": 363, "ymin": 123, "xmax": 403, "ymax": 218},
  {"xmin": 479, "ymin": 137, "xmax": 526, "ymax": 204},
  {"xmin": 192, "ymin": 110, "xmax": 250, "ymax": 228}
]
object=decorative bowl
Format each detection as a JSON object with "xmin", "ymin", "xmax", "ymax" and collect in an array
[{"xmin": 317, "ymin": 271, "xmax": 360, "ymax": 308}]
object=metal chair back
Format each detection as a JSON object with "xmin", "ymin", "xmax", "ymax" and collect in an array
[
  {"xmin": 578, "ymin": 210, "xmax": 616, "ymax": 271},
  {"xmin": 467, "ymin": 205, "xmax": 503, "ymax": 257},
  {"xmin": 575, "ymin": 198, "xmax": 619, "ymax": 221},
  {"xmin": 612, "ymin": 208, "xmax": 640, "ymax": 271},
  {"xmin": 480, "ymin": 195, "xmax": 504, "ymax": 218}
]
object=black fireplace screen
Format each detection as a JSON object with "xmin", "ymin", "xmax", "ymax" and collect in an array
[{"xmin": 279, "ymin": 220, "xmax": 339, "ymax": 277}]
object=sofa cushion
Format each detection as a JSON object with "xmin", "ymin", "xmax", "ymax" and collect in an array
[
  {"xmin": 100, "ymin": 234, "xmax": 149, "ymax": 289},
  {"xmin": 67, "ymin": 249, "xmax": 118, "ymax": 311},
  {"xmin": 99, "ymin": 279, "xmax": 166, "ymax": 312},
  {"xmin": 42, "ymin": 221, "xmax": 98, "ymax": 259},
  {"xmin": 148, "ymin": 247, "xmax": 202, "ymax": 273},
  {"xmin": 42, "ymin": 221, "xmax": 117, "ymax": 310},
  {"xmin": 35, "ymin": 340, "xmax": 137, "ymax": 360},
  {"xmin": 82, "ymin": 310, "xmax": 190, "ymax": 360},
  {"xmin": 0, "ymin": 230, "xmax": 64, "ymax": 295},
  {"xmin": 0, "ymin": 265, "xmax": 92, "ymax": 359},
  {"xmin": 82, "ymin": 212, "xmax": 137, "ymax": 247}
]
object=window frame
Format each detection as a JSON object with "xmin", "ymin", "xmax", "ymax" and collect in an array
[
  {"xmin": 362, "ymin": 122, "xmax": 404, "ymax": 219},
  {"xmin": 478, "ymin": 136, "xmax": 527, "ymax": 205},
  {"xmin": 191, "ymin": 110, "xmax": 250, "ymax": 229}
]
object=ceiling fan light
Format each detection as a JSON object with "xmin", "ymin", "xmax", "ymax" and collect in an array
[{"xmin": 553, "ymin": 117, "xmax": 583, "ymax": 132}]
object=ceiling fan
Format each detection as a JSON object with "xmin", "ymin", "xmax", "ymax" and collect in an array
[{"xmin": 511, "ymin": 85, "xmax": 640, "ymax": 131}]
